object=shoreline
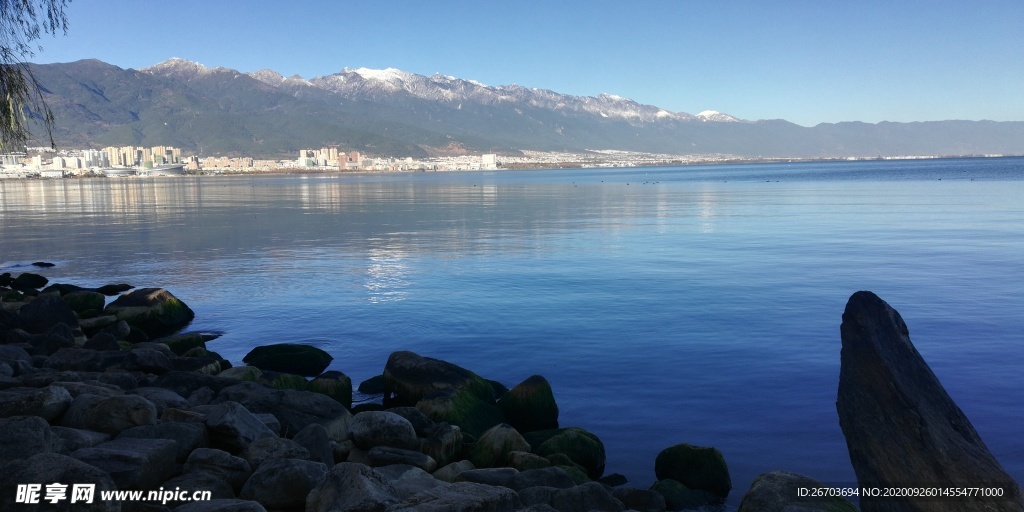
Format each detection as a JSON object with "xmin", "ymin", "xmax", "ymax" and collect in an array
[{"xmin": 2, "ymin": 153, "xmax": 1022, "ymax": 181}]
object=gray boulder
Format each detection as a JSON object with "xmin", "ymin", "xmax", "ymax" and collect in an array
[
  {"xmin": 71, "ymin": 437, "xmax": 178, "ymax": 490},
  {"xmin": 455, "ymin": 467, "xmax": 519, "ymax": 488},
  {"xmin": 183, "ymin": 448, "xmax": 252, "ymax": 493},
  {"xmin": 738, "ymin": 471, "xmax": 856, "ymax": 512},
  {"xmin": 519, "ymin": 482, "xmax": 624, "ymax": 512},
  {"xmin": 160, "ymin": 471, "xmax": 236, "ymax": 504},
  {"xmin": 306, "ymin": 462, "xmax": 399, "ymax": 512},
  {"xmin": 214, "ymin": 381, "xmax": 352, "ymax": 440},
  {"xmin": 433, "ymin": 460, "xmax": 475, "ymax": 483},
  {"xmin": 420, "ymin": 421, "xmax": 464, "ymax": 467},
  {"xmin": 116, "ymin": 422, "xmax": 207, "ymax": 463},
  {"xmin": 204, "ymin": 400, "xmax": 277, "ymax": 454},
  {"xmin": 128, "ymin": 386, "xmax": 190, "ymax": 415},
  {"xmin": 0, "ymin": 416, "xmax": 56, "ymax": 463},
  {"xmin": 838, "ymin": 291, "xmax": 1024, "ymax": 512},
  {"xmin": 0, "ymin": 384, "xmax": 72, "ymax": 421},
  {"xmin": 293, "ymin": 423, "xmax": 334, "ymax": 466},
  {"xmin": 239, "ymin": 436, "xmax": 310, "ymax": 470},
  {"xmin": 350, "ymin": 410, "xmax": 419, "ymax": 450},
  {"xmin": 391, "ymin": 481, "xmax": 522, "ymax": 512},
  {"xmin": 126, "ymin": 348, "xmax": 174, "ymax": 375},
  {"xmin": 509, "ymin": 467, "xmax": 577, "ymax": 491},
  {"xmin": 497, "ymin": 375, "xmax": 559, "ymax": 433},
  {"xmin": 239, "ymin": 458, "xmax": 328, "ymax": 510},
  {"xmin": 382, "ymin": 350, "xmax": 495, "ymax": 407},
  {"xmin": 375, "ymin": 464, "xmax": 449, "ymax": 500},
  {"xmin": 0, "ymin": 453, "xmax": 118, "ymax": 511},
  {"xmin": 50, "ymin": 426, "xmax": 111, "ymax": 453},
  {"xmin": 611, "ymin": 486, "xmax": 667, "ymax": 512},
  {"xmin": 82, "ymin": 394, "xmax": 158, "ymax": 435},
  {"xmin": 368, "ymin": 446, "xmax": 437, "ymax": 472}
]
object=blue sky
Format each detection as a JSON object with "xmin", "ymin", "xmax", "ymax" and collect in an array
[{"xmin": 31, "ymin": 0, "xmax": 1024, "ymax": 127}]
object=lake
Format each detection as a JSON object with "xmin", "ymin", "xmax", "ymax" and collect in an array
[{"xmin": 2, "ymin": 157, "xmax": 1022, "ymax": 509}]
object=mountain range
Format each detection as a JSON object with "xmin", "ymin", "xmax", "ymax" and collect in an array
[{"xmin": 29, "ymin": 58, "xmax": 1024, "ymax": 159}]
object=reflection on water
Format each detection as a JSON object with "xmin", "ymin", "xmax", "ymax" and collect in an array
[
  {"xmin": 365, "ymin": 243, "xmax": 412, "ymax": 303},
  {"xmin": 2, "ymin": 158, "xmax": 1023, "ymax": 508}
]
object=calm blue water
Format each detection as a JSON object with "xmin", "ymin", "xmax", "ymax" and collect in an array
[{"xmin": 2, "ymin": 157, "xmax": 1022, "ymax": 508}]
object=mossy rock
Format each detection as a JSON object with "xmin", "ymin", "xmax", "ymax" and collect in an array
[
  {"xmin": 546, "ymin": 453, "xmax": 586, "ymax": 474},
  {"xmin": 557, "ymin": 465, "xmax": 591, "ymax": 485},
  {"xmin": 182, "ymin": 346, "xmax": 209, "ymax": 358},
  {"xmin": 158, "ymin": 333, "xmax": 206, "ymax": 356},
  {"xmin": 654, "ymin": 443, "xmax": 731, "ymax": 498},
  {"xmin": 470, "ymin": 423, "xmax": 531, "ymax": 468},
  {"xmin": 62, "ymin": 291, "xmax": 106, "ymax": 315},
  {"xmin": 497, "ymin": 374, "xmax": 559, "ymax": 433},
  {"xmin": 104, "ymin": 288, "xmax": 195, "ymax": 338},
  {"xmin": 415, "ymin": 389, "xmax": 505, "ymax": 438},
  {"xmin": 527, "ymin": 427, "xmax": 606, "ymax": 480},
  {"xmin": 507, "ymin": 451, "xmax": 551, "ymax": 471},
  {"xmin": 383, "ymin": 350, "xmax": 495, "ymax": 407},
  {"xmin": 219, "ymin": 366, "xmax": 263, "ymax": 381},
  {"xmin": 269, "ymin": 372, "xmax": 309, "ymax": 391},
  {"xmin": 738, "ymin": 471, "xmax": 857, "ymax": 512},
  {"xmin": 651, "ymin": 479, "xmax": 720, "ymax": 510},
  {"xmin": 2, "ymin": 290, "xmax": 23, "ymax": 302},
  {"xmin": 242, "ymin": 343, "xmax": 333, "ymax": 376},
  {"xmin": 309, "ymin": 371, "xmax": 353, "ymax": 409}
]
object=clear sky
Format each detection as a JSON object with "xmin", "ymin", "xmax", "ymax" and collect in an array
[{"xmin": 30, "ymin": 0, "xmax": 1024, "ymax": 127}]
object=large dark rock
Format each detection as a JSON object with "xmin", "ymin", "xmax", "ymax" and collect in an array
[
  {"xmin": 738, "ymin": 471, "xmax": 856, "ymax": 512},
  {"xmin": 0, "ymin": 453, "xmax": 119, "ymax": 511},
  {"xmin": 183, "ymin": 448, "xmax": 252, "ymax": 494},
  {"xmin": 611, "ymin": 486, "xmax": 667, "ymax": 512},
  {"xmin": 308, "ymin": 370, "xmax": 352, "ymax": 408},
  {"xmin": 214, "ymin": 381, "xmax": 352, "ymax": 440},
  {"xmin": 383, "ymin": 350, "xmax": 495, "ymax": 407},
  {"xmin": 0, "ymin": 416, "xmax": 56, "ymax": 463},
  {"xmin": 71, "ymin": 437, "xmax": 178, "ymax": 490},
  {"xmin": 239, "ymin": 436, "xmax": 310, "ymax": 470},
  {"xmin": 0, "ymin": 385, "xmax": 73, "ymax": 421},
  {"xmin": 653, "ymin": 443, "xmax": 731, "ymax": 499},
  {"xmin": 50, "ymin": 427, "xmax": 111, "ymax": 453},
  {"xmin": 11, "ymin": 272, "xmax": 48, "ymax": 291},
  {"xmin": 204, "ymin": 400, "xmax": 277, "ymax": 454},
  {"xmin": 63, "ymin": 291, "xmax": 106, "ymax": 316},
  {"xmin": 415, "ymin": 388, "xmax": 506, "ymax": 438},
  {"xmin": 498, "ymin": 375, "xmax": 559, "ymax": 433},
  {"xmin": 391, "ymin": 481, "xmax": 523, "ymax": 512},
  {"xmin": 18, "ymin": 294, "xmax": 78, "ymax": 333},
  {"xmin": 104, "ymin": 288, "xmax": 194, "ymax": 337},
  {"xmin": 239, "ymin": 458, "xmax": 328, "ymax": 511},
  {"xmin": 471, "ymin": 423, "xmax": 531, "ymax": 468},
  {"xmin": 375, "ymin": 464, "xmax": 449, "ymax": 500},
  {"xmin": 116, "ymin": 422, "xmax": 207, "ymax": 463},
  {"xmin": 306, "ymin": 462, "xmax": 400, "ymax": 512},
  {"xmin": 526, "ymin": 427, "xmax": 606, "ymax": 480},
  {"xmin": 368, "ymin": 446, "xmax": 437, "ymax": 472},
  {"xmin": 293, "ymin": 423, "xmax": 334, "ymax": 466},
  {"xmin": 350, "ymin": 410, "xmax": 419, "ymax": 450},
  {"xmin": 242, "ymin": 343, "xmax": 333, "ymax": 376},
  {"xmin": 837, "ymin": 291, "xmax": 1024, "ymax": 511},
  {"xmin": 517, "ymin": 481, "xmax": 623, "ymax": 512},
  {"xmin": 81, "ymin": 394, "xmax": 158, "ymax": 435}
]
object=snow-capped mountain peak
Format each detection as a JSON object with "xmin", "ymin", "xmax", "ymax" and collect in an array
[
  {"xmin": 142, "ymin": 57, "xmax": 213, "ymax": 80},
  {"xmin": 350, "ymin": 67, "xmax": 412, "ymax": 83},
  {"xmin": 697, "ymin": 110, "xmax": 740, "ymax": 122}
]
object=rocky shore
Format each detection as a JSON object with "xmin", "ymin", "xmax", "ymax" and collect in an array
[{"xmin": 0, "ymin": 268, "xmax": 1020, "ymax": 512}]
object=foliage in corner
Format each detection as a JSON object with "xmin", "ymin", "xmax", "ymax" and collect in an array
[{"xmin": 0, "ymin": 0, "xmax": 69, "ymax": 150}]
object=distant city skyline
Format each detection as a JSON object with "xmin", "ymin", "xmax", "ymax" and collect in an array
[{"xmin": 30, "ymin": 0, "xmax": 1024, "ymax": 127}]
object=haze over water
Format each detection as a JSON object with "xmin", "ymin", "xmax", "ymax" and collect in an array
[{"xmin": 2, "ymin": 157, "xmax": 1022, "ymax": 508}]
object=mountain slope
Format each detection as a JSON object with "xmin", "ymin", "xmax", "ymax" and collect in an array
[{"xmin": 28, "ymin": 59, "xmax": 1024, "ymax": 159}]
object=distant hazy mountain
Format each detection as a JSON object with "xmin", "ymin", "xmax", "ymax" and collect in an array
[{"xmin": 29, "ymin": 58, "xmax": 1024, "ymax": 158}]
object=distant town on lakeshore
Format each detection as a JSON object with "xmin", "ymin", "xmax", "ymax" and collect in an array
[{"xmin": 0, "ymin": 143, "xmax": 1008, "ymax": 180}]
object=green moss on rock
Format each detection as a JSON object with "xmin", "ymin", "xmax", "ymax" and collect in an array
[
  {"xmin": 415, "ymin": 389, "xmax": 505, "ymax": 438},
  {"xmin": 527, "ymin": 427, "xmax": 606, "ymax": 480},
  {"xmin": 104, "ymin": 288, "xmax": 195, "ymax": 338},
  {"xmin": 655, "ymin": 443, "xmax": 731, "ymax": 498},
  {"xmin": 309, "ymin": 371, "xmax": 353, "ymax": 409},
  {"xmin": 497, "ymin": 374, "xmax": 559, "ymax": 433},
  {"xmin": 158, "ymin": 333, "xmax": 206, "ymax": 356}
]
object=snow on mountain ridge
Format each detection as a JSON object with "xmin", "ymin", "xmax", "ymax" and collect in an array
[{"xmin": 144, "ymin": 59, "xmax": 740, "ymax": 124}]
